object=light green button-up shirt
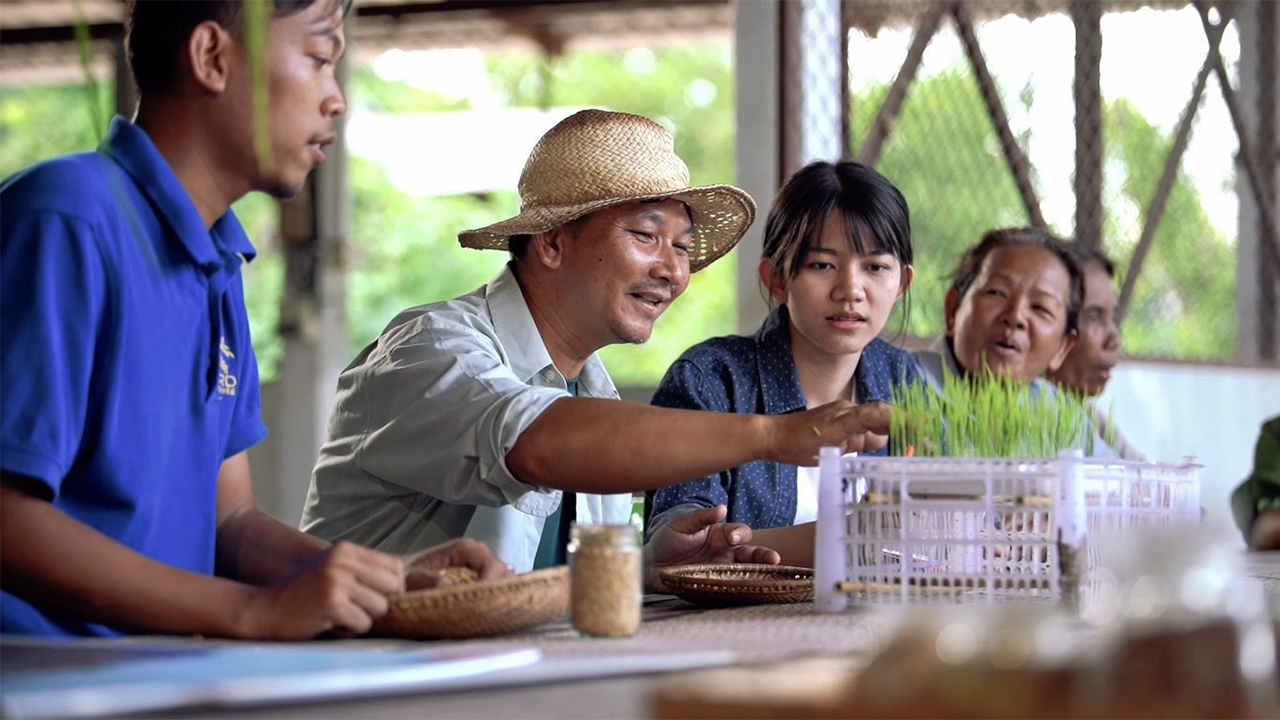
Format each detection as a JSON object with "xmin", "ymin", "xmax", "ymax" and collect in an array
[{"xmin": 299, "ymin": 265, "xmax": 633, "ymax": 572}]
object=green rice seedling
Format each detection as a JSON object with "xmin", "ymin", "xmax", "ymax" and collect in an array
[{"xmin": 890, "ymin": 368, "xmax": 1092, "ymax": 459}]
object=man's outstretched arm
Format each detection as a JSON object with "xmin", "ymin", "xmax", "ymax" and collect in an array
[{"xmin": 507, "ymin": 398, "xmax": 890, "ymax": 495}]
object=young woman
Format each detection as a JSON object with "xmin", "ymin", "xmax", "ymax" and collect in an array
[{"xmin": 644, "ymin": 160, "xmax": 918, "ymax": 551}]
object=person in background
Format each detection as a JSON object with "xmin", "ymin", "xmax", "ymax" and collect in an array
[
  {"xmin": 1046, "ymin": 246, "xmax": 1145, "ymax": 460},
  {"xmin": 644, "ymin": 160, "xmax": 919, "ymax": 563},
  {"xmin": 1, "ymin": 0, "xmax": 505, "ymax": 640},
  {"xmin": 653, "ymin": 226, "xmax": 1084, "ymax": 569},
  {"xmin": 912, "ymin": 227, "xmax": 1081, "ymax": 394},
  {"xmin": 1231, "ymin": 416, "xmax": 1280, "ymax": 550},
  {"xmin": 300, "ymin": 110, "xmax": 894, "ymax": 590}
]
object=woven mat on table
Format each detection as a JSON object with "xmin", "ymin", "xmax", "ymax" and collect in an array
[
  {"xmin": 1244, "ymin": 575, "xmax": 1280, "ymax": 598},
  {"xmin": 377, "ymin": 558, "xmax": 1280, "ymax": 668},
  {"xmin": 1243, "ymin": 554, "xmax": 1280, "ymax": 581},
  {"xmin": 422, "ymin": 599, "xmax": 898, "ymax": 666}
]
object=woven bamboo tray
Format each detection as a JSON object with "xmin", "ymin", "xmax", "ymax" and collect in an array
[
  {"xmin": 371, "ymin": 566, "xmax": 568, "ymax": 640},
  {"xmin": 660, "ymin": 564, "xmax": 814, "ymax": 606}
]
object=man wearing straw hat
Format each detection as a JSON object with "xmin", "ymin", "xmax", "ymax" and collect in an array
[{"xmin": 301, "ymin": 109, "xmax": 891, "ymax": 585}]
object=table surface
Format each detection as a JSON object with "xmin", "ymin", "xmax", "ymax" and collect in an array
[
  {"xmin": 16, "ymin": 553, "xmax": 1280, "ymax": 720},
  {"xmin": 167, "ymin": 594, "xmax": 901, "ymax": 720}
]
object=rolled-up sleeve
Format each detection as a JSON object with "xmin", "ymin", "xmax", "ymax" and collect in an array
[{"xmin": 347, "ymin": 310, "xmax": 567, "ymax": 511}]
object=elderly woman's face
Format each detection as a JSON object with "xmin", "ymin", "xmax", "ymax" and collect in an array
[
  {"xmin": 946, "ymin": 244, "xmax": 1076, "ymax": 383},
  {"xmin": 1047, "ymin": 260, "xmax": 1120, "ymax": 396}
]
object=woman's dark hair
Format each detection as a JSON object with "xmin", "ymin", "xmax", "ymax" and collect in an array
[
  {"xmin": 760, "ymin": 160, "xmax": 913, "ymax": 314},
  {"xmin": 949, "ymin": 227, "xmax": 1085, "ymax": 335},
  {"xmin": 126, "ymin": 0, "xmax": 352, "ymax": 97},
  {"xmin": 1067, "ymin": 244, "xmax": 1116, "ymax": 279}
]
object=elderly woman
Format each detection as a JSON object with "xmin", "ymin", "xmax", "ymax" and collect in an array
[
  {"xmin": 1046, "ymin": 246, "xmax": 1144, "ymax": 461},
  {"xmin": 912, "ymin": 227, "xmax": 1082, "ymax": 393}
]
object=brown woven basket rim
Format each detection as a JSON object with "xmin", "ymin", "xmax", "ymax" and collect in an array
[
  {"xmin": 389, "ymin": 565, "xmax": 567, "ymax": 611},
  {"xmin": 372, "ymin": 566, "xmax": 569, "ymax": 639},
  {"xmin": 659, "ymin": 564, "xmax": 814, "ymax": 589}
]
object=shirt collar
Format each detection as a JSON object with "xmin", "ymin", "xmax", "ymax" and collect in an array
[
  {"xmin": 932, "ymin": 337, "xmax": 966, "ymax": 379},
  {"xmin": 754, "ymin": 305, "xmax": 807, "ymax": 414},
  {"xmin": 100, "ymin": 116, "xmax": 256, "ymax": 269},
  {"xmin": 853, "ymin": 340, "xmax": 895, "ymax": 403},
  {"xmin": 486, "ymin": 264, "xmax": 618, "ymax": 400}
]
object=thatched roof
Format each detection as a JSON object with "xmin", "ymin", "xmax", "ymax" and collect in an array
[{"xmin": 0, "ymin": 0, "xmax": 1209, "ymax": 85}]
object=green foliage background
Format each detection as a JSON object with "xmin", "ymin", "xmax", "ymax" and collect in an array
[
  {"xmin": 339, "ymin": 48, "xmax": 740, "ymax": 387},
  {"xmin": 0, "ymin": 42, "xmax": 1238, "ymax": 383}
]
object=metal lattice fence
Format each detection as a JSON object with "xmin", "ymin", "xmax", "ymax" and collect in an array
[{"xmin": 823, "ymin": 0, "xmax": 1279, "ymax": 364}]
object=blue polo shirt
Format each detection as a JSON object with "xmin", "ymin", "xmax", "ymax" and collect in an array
[
  {"xmin": 644, "ymin": 306, "xmax": 920, "ymax": 537},
  {"xmin": 0, "ymin": 117, "xmax": 268, "ymax": 636}
]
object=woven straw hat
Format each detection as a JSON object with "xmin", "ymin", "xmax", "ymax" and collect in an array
[{"xmin": 458, "ymin": 109, "xmax": 757, "ymax": 273}]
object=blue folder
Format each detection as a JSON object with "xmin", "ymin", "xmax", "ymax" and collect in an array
[{"xmin": 0, "ymin": 638, "xmax": 541, "ymax": 718}]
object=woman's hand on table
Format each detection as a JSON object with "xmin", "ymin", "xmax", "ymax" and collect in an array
[{"xmin": 643, "ymin": 505, "xmax": 781, "ymax": 593}]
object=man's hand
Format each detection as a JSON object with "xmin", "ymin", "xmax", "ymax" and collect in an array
[
  {"xmin": 643, "ymin": 505, "xmax": 780, "ymax": 593},
  {"xmin": 768, "ymin": 401, "xmax": 891, "ymax": 466},
  {"xmin": 1251, "ymin": 509, "xmax": 1280, "ymax": 551},
  {"xmin": 402, "ymin": 537, "xmax": 512, "ymax": 590},
  {"xmin": 237, "ymin": 541, "xmax": 404, "ymax": 639}
]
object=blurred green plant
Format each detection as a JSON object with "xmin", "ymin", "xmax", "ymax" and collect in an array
[
  {"xmin": 337, "ymin": 46, "xmax": 739, "ymax": 386},
  {"xmin": 853, "ymin": 69, "xmax": 1026, "ymax": 342},
  {"xmin": 243, "ymin": 0, "xmax": 274, "ymax": 177},
  {"xmin": 854, "ymin": 67, "xmax": 1236, "ymax": 362},
  {"xmin": 71, "ymin": 0, "xmax": 106, "ymax": 143},
  {"xmin": 1104, "ymin": 98, "xmax": 1236, "ymax": 360},
  {"xmin": 0, "ymin": 83, "xmax": 112, "ymax": 173},
  {"xmin": 9, "ymin": 37, "xmax": 1238, "ymax": 384}
]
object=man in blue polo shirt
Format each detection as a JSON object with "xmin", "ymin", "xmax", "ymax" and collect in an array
[{"xmin": 0, "ymin": 0, "xmax": 505, "ymax": 639}]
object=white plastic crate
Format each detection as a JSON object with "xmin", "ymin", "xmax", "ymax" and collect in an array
[{"xmin": 814, "ymin": 447, "xmax": 1201, "ymax": 612}]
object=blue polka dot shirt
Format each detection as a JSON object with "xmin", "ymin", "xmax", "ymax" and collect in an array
[{"xmin": 645, "ymin": 305, "xmax": 921, "ymax": 537}]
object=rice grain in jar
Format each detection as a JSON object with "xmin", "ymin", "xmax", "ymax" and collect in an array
[{"xmin": 568, "ymin": 523, "xmax": 642, "ymax": 637}]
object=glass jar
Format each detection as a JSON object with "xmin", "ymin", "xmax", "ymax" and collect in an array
[
  {"xmin": 1091, "ymin": 523, "xmax": 1278, "ymax": 718},
  {"xmin": 567, "ymin": 523, "xmax": 642, "ymax": 638}
]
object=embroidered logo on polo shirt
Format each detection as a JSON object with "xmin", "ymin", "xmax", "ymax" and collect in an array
[{"xmin": 217, "ymin": 338, "xmax": 238, "ymax": 397}]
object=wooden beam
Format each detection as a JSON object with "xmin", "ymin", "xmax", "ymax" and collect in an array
[
  {"xmin": 0, "ymin": 22, "xmax": 119, "ymax": 45},
  {"xmin": 855, "ymin": 0, "xmax": 947, "ymax": 166},
  {"xmin": 0, "ymin": 0, "xmax": 726, "ymax": 46},
  {"xmin": 1222, "ymin": 0, "xmax": 1278, "ymax": 361},
  {"xmin": 1071, "ymin": 0, "xmax": 1103, "ymax": 249},
  {"xmin": 951, "ymin": 1, "xmax": 1047, "ymax": 230},
  {"xmin": 733, "ymin": 0, "xmax": 780, "ymax": 334},
  {"xmin": 1193, "ymin": 1, "xmax": 1280, "ymax": 279}
]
